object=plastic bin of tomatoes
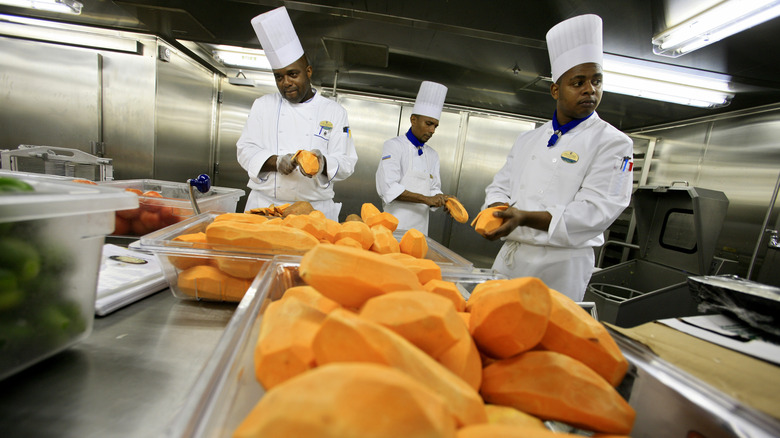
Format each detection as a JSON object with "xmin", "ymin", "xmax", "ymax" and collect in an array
[{"xmin": 96, "ymin": 179, "xmax": 245, "ymax": 237}]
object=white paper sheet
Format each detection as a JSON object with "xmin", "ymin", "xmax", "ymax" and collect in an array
[{"xmin": 95, "ymin": 244, "xmax": 168, "ymax": 316}]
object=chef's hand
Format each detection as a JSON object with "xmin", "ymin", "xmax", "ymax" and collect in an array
[
  {"xmin": 428, "ymin": 193, "xmax": 448, "ymax": 208},
  {"xmin": 277, "ymin": 153, "xmax": 295, "ymax": 175},
  {"xmin": 299, "ymin": 149, "xmax": 326, "ymax": 178},
  {"xmin": 483, "ymin": 207, "xmax": 523, "ymax": 240}
]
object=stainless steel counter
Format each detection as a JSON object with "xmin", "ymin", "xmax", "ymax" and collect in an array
[{"xmin": 0, "ymin": 290, "xmax": 237, "ymax": 438}]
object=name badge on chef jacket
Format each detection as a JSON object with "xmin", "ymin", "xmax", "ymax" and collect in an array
[
  {"xmin": 561, "ymin": 151, "xmax": 579, "ymax": 163},
  {"xmin": 316, "ymin": 121, "xmax": 333, "ymax": 140}
]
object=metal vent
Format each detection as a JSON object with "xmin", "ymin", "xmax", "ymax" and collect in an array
[{"xmin": 322, "ymin": 37, "xmax": 388, "ymax": 68}]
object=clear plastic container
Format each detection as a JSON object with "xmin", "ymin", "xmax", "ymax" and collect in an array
[
  {"xmin": 163, "ymin": 256, "xmax": 505, "ymax": 437},
  {"xmin": 139, "ymin": 212, "xmax": 475, "ymax": 302},
  {"xmin": 0, "ymin": 170, "xmax": 138, "ymax": 381},
  {"xmin": 97, "ymin": 179, "xmax": 245, "ymax": 236}
]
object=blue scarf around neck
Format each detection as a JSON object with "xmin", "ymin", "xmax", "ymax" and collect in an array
[{"xmin": 547, "ymin": 110, "xmax": 593, "ymax": 147}]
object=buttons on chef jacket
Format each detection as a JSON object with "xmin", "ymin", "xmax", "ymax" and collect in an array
[{"xmin": 552, "ymin": 158, "xmax": 557, "ymax": 163}]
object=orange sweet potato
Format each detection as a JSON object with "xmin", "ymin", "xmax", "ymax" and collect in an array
[
  {"xmin": 445, "ymin": 197, "xmax": 469, "ymax": 223},
  {"xmin": 335, "ymin": 220, "xmax": 374, "ymax": 250},
  {"xmin": 359, "ymin": 291, "xmax": 463, "ymax": 359},
  {"xmin": 481, "ymin": 350, "xmax": 636, "ymax": 434},
  {"xmin": 436, "ymin": 314, "xmax": 483, "ymax": 391},
  {"xmin": 234, "ymin": 363, "xmax": 456, "ymax": 438},
  {"xmin": 177, "ymin": 265, "xmax": 252, "ymax": 302},
  {"xmin": 365, "ymin": 211, "xmax": 400, "ymax": 232},
  {"xmin": 483, "ymin": 404, "xmax": 546, "ymax": 429},
  {"xmin": 322, "ymin": 218, "xmax": 342, "ymax": 243},
  {"xmin": 213, "ymin": 212, "xmax": 269, "ymax": 224},
  {"xmin": 254, "ymin": 296, "xmax": 328, "ymax": 390},
  {"xmin": 299, "ymin": 244, "xmax": 423, "ymax": 308},
  {"xmin": 471, "ymin": 205, "xmax": 508, "ymax": 237},
  {"xmin": 465, "ymin": 279, "xmax": 509, "ymax": 311},
  {"xmin": 280, "ymin": 285, "xmax": 341, "ymax": 314},
  {"xmin": 293, "ymin": 149, "xmax": 320, "ymax": 176},
  {"xmin": 334, "ymin": 236, "xmax": 364, "ymax": 249},
  {"xmin": 369, "ymin": 225, "xmax": 401, "ymax": 254},
  {"xmin": 400, "ymin": 228, "xmax": 428, "ymax": 258},
  {"xmin": 539, "ymin": 288, "xmax": 629, "ymax": 387},
  {"xmin": 424, "ymin": 279, "xmax": 467, "ymax": 312},
  {"xmin": 312, "ymin": 308, "xmax": 488, "ymax": 427},
  {"xmin": 283, "ymin": 214, "xmax": 327, "ymax": 240},
  {"xmin": 456, "ymin": 424, "xmax": 581, "ymax": 438},
  {"xmin": 360, "ymin": 202, "xmax": 381, "ymax": 222},
  {"xmin": 168, "ymin": 232, "xmax": 211, "ymax": 270},
  {"xmin": 390, "ymin": 256, "xmax": 442, "ymax": 285},
  {"xmin": 468, "ymin": 277, "xmax": 551, "ymax": 359}
]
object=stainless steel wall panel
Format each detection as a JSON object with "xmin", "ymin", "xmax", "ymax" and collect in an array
[
  {"xmin": 0, "ymin": 37, "xmax": 98, "ymax": 152},
  {"xmin": 334, "ymin": 95, "xmax": 403, "ymax": 221},
  {"xmin": 153, "ymin": 44, "xmax": 216, "ymax": 184},
  {"xmin": 100, "ymin": 42, "xmax": 156, "ymax": 179},
  {"xmin": 400, "ymin": 104, "xmax": 463, "ymax": 243},
  {"xmin": 214, "ymin": 74, "xmax": 278, "ymax": 213},
  {"xmin": 447, "ymin": 114, "xmax": 537, "ymax": 268}
]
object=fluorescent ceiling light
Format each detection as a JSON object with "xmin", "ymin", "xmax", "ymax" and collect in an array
[
  {"xmin": 0, "ymin": 0, "xmax": 82, "ymax": 15},
  {"xmin": 652, "ymin": 0, "xmax": 780, "ymax": 57},
  {"xmin": 212, "ymin": 44, "xmax": 271, "ymax": 70},
  {"xmin": 0, "ymin": 14, "xmax": 142, "ymax": 53},
  {"xmin": 602, "ymin": 55, "xmax": 734, "ymax": 108}
]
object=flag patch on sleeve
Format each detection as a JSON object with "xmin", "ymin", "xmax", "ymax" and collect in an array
[{"xmin": 382, "ymin": 155, "xmax": 391, "ymax": 160}]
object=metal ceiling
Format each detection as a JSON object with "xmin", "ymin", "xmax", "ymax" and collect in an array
[{"xmin": 3, "ymin": 0, "xmax": 780, "ymax": 131}]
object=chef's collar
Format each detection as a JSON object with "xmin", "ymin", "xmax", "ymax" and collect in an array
[
  {"xmin": 405, "ymin": 128, "xmax": 425, "ymax": 156},
  {"xmin": 547, "ymin": 110, "xmax": 593, "ymax": 147}
]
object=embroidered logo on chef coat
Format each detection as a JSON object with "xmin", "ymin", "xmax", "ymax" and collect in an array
[
  {"xmin": 316, "ymin": 120, "xmax": 334, "ymax": 140},
  {"xmin": 561, "ymin": 151, "xmax": 579, "ymax": 163}
]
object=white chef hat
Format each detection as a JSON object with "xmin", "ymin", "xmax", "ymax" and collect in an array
[
  {"xmin": 412, "ymin": 81, "xmax": 448, "ymax": 120},
  {"xmin": 546, "ymin": 14, "xmax": 603, "ymax": 83},
  {"xmin": 251, "ymin": 6, "xmax": 305, "ymax": 70}
]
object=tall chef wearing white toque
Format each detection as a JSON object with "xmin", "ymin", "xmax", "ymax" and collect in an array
[
  {"xmin": 480, "ymin": 14, "xmax": 634, "ymax": 301},
  {"xmin": 375, "ymin": 81, "xmax": 455, "ymax": 236},
  {"xmin": 236, "ymin": 6, "xmax": 358, "ymax": 221}
]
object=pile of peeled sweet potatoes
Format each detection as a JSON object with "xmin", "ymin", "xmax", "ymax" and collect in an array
[{"xmin": 234, "ymin": 243, "xmax": 635, "ymax": 438}]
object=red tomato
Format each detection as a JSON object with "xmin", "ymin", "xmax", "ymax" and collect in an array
[
  {"xmin": 139, "ymin": 210, "xmax": 163, "ymax": 232},
  {"xmin": 112, "ymin": 215, "xmax": 130, "ymax": 235}
]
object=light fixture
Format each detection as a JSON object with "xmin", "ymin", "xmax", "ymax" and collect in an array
[
  {"xmin": 0, "ymin": 14, "xmax": 142, "ymax": 53},
  {"xmin": 0, "ymin": 0, "xmax": 82, "ymax": 15},
  {"xmin": 602, "ymin": 55, "xmax": 735, "ymax": 108},
  {"xmin": 228, "ymin": 70, "xmax": 256, "ymax": 87},
  {"xmin": 652, "ymin": 0, "xmax": 780, "ymax": 57},
  {"xmin": 212, "ymin": 44, "xmax": 271, "ymax": 70}
]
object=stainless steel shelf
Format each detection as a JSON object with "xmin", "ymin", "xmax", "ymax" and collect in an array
[{"xmin": 0, "ymin": 290, "xmax": 236, "ymax": 438}]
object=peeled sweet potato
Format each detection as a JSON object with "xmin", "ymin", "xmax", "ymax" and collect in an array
[
  {"xmin": 169, "ymin": 232, "xmax": 210, "ymax": 270},
  {"xmin": 390, "ymin": 256, "xmax": 442, "ymax": 285},
  {"xmin": 335, "ymin": 220, "xmax": 374, "ymax": 250},
  {"xmin": 359, "ymin": 291, "xmax": 463, "ymax": 359},
  {"xmin": 335, "ymin": 236, "xmax": 364, "ymax": 249},
  {"xmin": 360, "ymin": 202, "xmax": 381, "ymax": 222},
  {"xmin": 481, "ymin": 350, "xmax": 636, "ymax": 434},
  {"xmin": 281, "ymin": 285, "xmax": 341, "ymax": 314},
  {"xmin": 294, "ymin": 149, "xmax": 320, "ymax": 176},
  {"xmin": 344, "ymin": 213, "xmax": 363, "ymax": 222},
  {"xmin": 456, "ymin": 424, "xmax": 582, "ymax": 438},
  {"xmin": 468, "ymin": 277, "xmax": 551, "ymax": 359},
  {"xmin": 465, "ymin": 279, "xmax": 509, "ymax": 311},
  {"xmin": 299, "ymin": 244, "xmax": 423, "ymax": 308},
  {"xmin": 539, "ymin": 288, "xmax": 629, "ymax": 387},
  {"xmin": 365, "ymin": 211, "xmax": 400, "ymax": 232},
  {"xmin": 283, "ymin": 214, "xmax": 327, "ymax": 240},
  {"xmin": 423, "ymin": 279, "xmax": 466, "ymax": 312},
  {"xmin": 206, "ymin": 221, "xmax": 319, "ymax": 252},
  {"xmin": 369, "ymin": 225, "xmax": 401, "ymax": 254},
  {"xmin": 213, "ymin": 212, "xmax": 269, "ymax": 224},
  {"xmin": 281, "ymin": 201, "xmax": 315, "ymax": 217},
  {"xmin": 234, "ymin": 363, "xmax": 456, "ymax": 438},
  {"xmin": 483, "ymin": 404, "xmax": 546, "ymax": 429},
  {"xmin": 177, "ymin": 265, "xmax": 252, "ymax": 301},
  {"xmin": 400, "ymin": 228, "xmax": 428, "ymax": 258},
  {"xmin": 322, "ymin": 218, "xmax": 342, "ymax": 243},
  {"xmin": 445, "ymin": 197, "xmax": 469, "ymax": 223},
  {"xmin": 312, "ymin": 308, "xmax": 488, "ymax": 427},
  {"xmin": 471, "ymin": 205, "xmax": 508, "ymax": 237},
  {"xmin": 435, "ymin": 315, "xmax": 483, "ymax": 391}
]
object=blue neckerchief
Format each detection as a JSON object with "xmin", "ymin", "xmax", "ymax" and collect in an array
[
  {"xmin": 547, "ymin": 110, "xmax": 593, "ymax": 147},
  {"xmin": 405, "ymin": 128, "xmax": 425, "ymax": 156}
]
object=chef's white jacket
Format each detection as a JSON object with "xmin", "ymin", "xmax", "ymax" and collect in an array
[
  {"xmin": 236, "ymin": 90, "xmax": 358, "ymax": 220},
  {"xmin": 375, "ymin": 134, "xmax": 442, "ymax": 235},
  {"xmin": 484, "ymin": 112, "xmax": 633, "ymax": 300}
]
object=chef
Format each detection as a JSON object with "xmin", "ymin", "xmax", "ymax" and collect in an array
[
  {"xmin": 480, "ymin": 14, "xmax": 633, "ymax": 301},
  {"xmin": 375, "ymin": 81, "xmax": 453, "ymax": 235},
  {"xmin": 236, "ymin": 6, "xmax": 358, "ymax": 221}
]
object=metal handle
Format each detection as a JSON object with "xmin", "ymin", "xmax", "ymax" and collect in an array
[
  {"xmin": 186, "ymin": 174, "xmax": 211, "ymax": 216},
  {"xmin": 596, "ymin": 240, "xmax": 641, "ymax": 268},
  {"xmin": 767, "ymin": 229, "xmax": 779, "ymax": 249},
  {"xmin": 670, "ymin": 180, "xmax": 689, "ymax": 187}
]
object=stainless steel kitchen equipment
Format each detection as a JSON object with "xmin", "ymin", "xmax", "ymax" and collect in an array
[
  {"xmin": 585, "ymin": 182, "xmax": 729, "ymax": 327},
  {"xmin": 0, "ymin": 144, "xmax": 113, "ymax": 181}
]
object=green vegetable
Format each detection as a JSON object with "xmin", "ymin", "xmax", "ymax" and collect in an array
[
  {"xmin": 0, "ymin": 176, "xmax": 34, "ymax": 193},
  {"xmin": 0, "ymin": 238, "xmax": 41, "ymax": 282}
]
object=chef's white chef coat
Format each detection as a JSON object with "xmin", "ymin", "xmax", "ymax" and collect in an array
[
  {"xmin": 375, "ymin": 134, "xmax": 442, "ymax": 235},
  {"xmin": 483, "ymin": 112, "xmax": 633, "ymax": 300},
  {"xmin": 236, "ymin": 90, "xmax": 358, "ymax": 221}
]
